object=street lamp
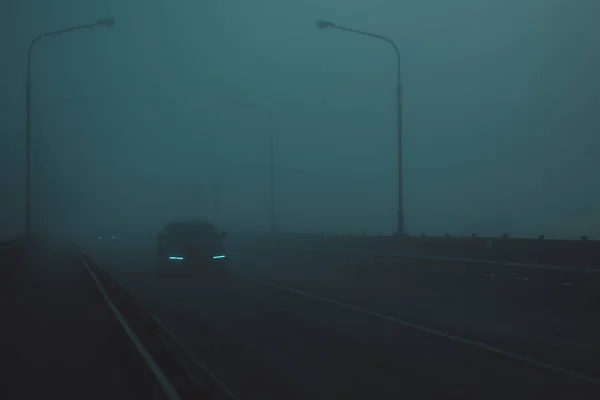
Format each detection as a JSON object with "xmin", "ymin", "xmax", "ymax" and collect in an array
[
  {"xmin": 25, "ymin": 18, "xmax": 115, "ymax": 237},
  {"xmin": 316, "ymin": 19, "xmax": 405, "ymax": 236},
  {"xmin": 217, "ymin": 97, "xmax": 277, "ymax": 233}
]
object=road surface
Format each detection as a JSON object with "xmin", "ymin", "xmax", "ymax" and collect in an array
[
  {"xmin": 86, "ymin": 238, "xmax": 600, "ymax": 400},
  {"xmin": 1, "ymin": 241, "xmax": 169, "ymax": 400}
]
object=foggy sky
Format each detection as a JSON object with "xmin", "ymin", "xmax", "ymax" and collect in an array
[{"xmin": 1, "ymin": 0, "xmax": 599, "ymax": 240}]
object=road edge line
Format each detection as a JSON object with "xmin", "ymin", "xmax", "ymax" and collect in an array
[
  {"xmin": 75, "ymin": 251, "xmax": 182, "ymax": 400},
  {"xmin": 146, "ymin": 311, "xmax": 241, "ymax": 400}
]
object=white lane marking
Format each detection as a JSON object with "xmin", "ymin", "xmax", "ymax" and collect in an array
[
  {"xmin": 247, "ymin": 276, "xmax": 600, "ymax": 386},
  {"xmin": 482, "ymin": 273, "xmax": 497, "ymax": 278},
  {"xmin": 146, "ymin": 312, "xmax": 241, "ymax": 400},
  {"xmin": 90, "ymin": 263, "xmax": 241, "ymax": 400},
  {"xmin": 76, "ymin": 252, "xmax": 182, "ymax": 400},
  {"xmin": 516, "ymin": 277, "xmax": 533, "ymax": 282},
  {"xmin": 274, "ymin": 246, "xmax": 600, "ymax": 274},
  {"xmin": 558, "ymin": 282, "xmax": 575, "ymax": 287}
]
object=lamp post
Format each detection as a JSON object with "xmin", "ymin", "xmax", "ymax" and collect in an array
[
  {"xmin": 25, "ymin": 18, "xmax": 115, "ymax": 237},
  {"xmin": 316, "ymin": 19, "xmax": 405, "ymax": 235},
  {"xmin": 217, "ymin": 97, "xmax": 277, "ymax": 233}
]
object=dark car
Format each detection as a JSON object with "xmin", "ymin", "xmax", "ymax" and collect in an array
[{"xmin": 156, "ymin": 221, "xmax": 228, "ymax": 276}]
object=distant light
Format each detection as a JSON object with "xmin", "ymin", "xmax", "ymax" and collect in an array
[
  {"xmin": 212, "ymin": 255, "xmax": 226, "ymax": 259},
  {"xmin": 112, "ymin": 236, "xmax": 115, "ymax": 239},
  {"xmin": 169, "ymin": 256, "xmax": 184, "ymax": 260},
  {"xmin": 98, "ymin": 236, "xmax": 102, "ymax": 239}
]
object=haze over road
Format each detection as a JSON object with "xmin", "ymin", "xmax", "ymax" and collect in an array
[{"xmin": 85, "ymin": 238, "xmax": 600, "ymax": 400}]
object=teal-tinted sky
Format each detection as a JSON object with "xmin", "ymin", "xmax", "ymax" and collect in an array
[{"xmin": 1, "ymin": 0, "xmax": 599, "ymax": 239}]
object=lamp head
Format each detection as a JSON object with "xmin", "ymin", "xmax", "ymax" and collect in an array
[
  {"xmin": 97, "ymin": 18, "xmax": 116, "ymax": 27},
  {"xmin": 316, "ymin": 20, "xmax": 336, "ymax": 29}
]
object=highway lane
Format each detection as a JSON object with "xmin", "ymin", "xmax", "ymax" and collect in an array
[
  {"xmin": 1, "ymin": 242, "xmax": 169, "ymax": 400},
  {"xmin": 238, "ymin": 243, "xmax": 600, "ymax": 287},
  {"xmin": 84, "ymin": 240, "xmax": 600, "ymax": 399},
  {"xmin": 239, "ymin": 244, "xmax": 600, "ymax": 378}
]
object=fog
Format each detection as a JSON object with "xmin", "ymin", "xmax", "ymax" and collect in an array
[{"xmin": 2, "ymin": 0, "xmax": 599, "ymax": 241}]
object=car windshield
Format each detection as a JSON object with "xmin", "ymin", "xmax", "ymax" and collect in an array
[{"xmin": 170, "ymin": 223, "xmax": 219, "ymax": 241}]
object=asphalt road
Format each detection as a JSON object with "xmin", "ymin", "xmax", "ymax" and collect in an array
[
  {"xmin": 0, "ymin": 242, "xmax": 167, "ymax": 400},
  {"xmin": 86, "ymin": 239, "xmax": 600, "ymax": 400}
]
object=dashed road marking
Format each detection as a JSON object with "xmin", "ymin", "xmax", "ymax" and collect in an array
[
  {"xmin": 248, "ymin": 276, "xmax": 600, "ymax": 386},
  {"xmin": 279, "ymin": 245, "xmax": 600, "ymax": 274},
  {"xmin": 516, "ymin": 277, "xmax": 533, "ymax": 282},
  {"xmin": 341, "ymin": 258, "xmax": 594, "ymax": 288},
  {"xmin": 557, "ymin": 282, "xmax": 575, "ymax": 287}
]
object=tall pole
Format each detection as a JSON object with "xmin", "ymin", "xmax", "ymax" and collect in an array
[
  {"xmin": 212, "ymin": 130, "xmax": 221, "ymax": 225},
  {"xmin": 218, "ymin": 97, "xmax": 277, "ymax": 233},
  {"xmin": 317, "ymin": 20, "xmax": 404, "ymax": 235},
  {"xmin": 396, "ymin": 72, "xmax": 404, "ymax": 237},
  {"xmin": 25, "ymin": 51, "xmax": 32, "ymax": 237},
  {"xmin": 24, "ymin": 18, "xmax": 115, "ymax": 237},
  {"xmin": 268, "ymin": 111, "xmax": 276, "ymax": 232}
]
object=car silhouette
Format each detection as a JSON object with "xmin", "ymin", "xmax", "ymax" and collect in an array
[{"xmin": 156, "ymin": 221, "xmax": 228, "ymax": 277}]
